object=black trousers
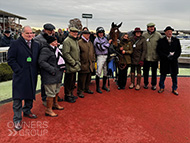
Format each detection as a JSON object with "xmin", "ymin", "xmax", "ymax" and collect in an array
[
  {"xmin": 77, "ymin": 72, "xmax": 92, "ymax": 93},
  {"xmin": 64, "ymin": 72, "xmax": 76, "ymax": 95},
  {"xmin": 41, "ymin": 84, "xmax": 47, "ymax": 101},
  {"xmin": 118, "ymin": 66, "xmax": 128, "ymax": 88},
  {"xmin": 143, "ymin": 60, "xmax": 158, "ymax": 86},
  {"xmin": 13, "ymin": 99, "xmax": 33, "ymax": 123}
]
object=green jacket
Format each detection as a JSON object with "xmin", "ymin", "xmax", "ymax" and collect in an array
[
  {"xmin": 62, "ymin": 35, "xmax": 81, "ymax": 73},
  {"xmin": 143, "ymin": 31, "xmax": 162, "ymax": 61}
]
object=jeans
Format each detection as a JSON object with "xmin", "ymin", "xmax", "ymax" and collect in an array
[{"xmin": 159, "ymin": 74, "xmax": 178, "ymax": 90}]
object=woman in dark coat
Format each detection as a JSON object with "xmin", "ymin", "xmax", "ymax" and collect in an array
[
  {"xmin": 116, "ymin": 33, "xmax": 133, "ymax": 89},
  {"xmin": 157, "ymin": 26, "xmax": 181, "ymax": 95},
  {"xmin": 38, "ymin": 36, "xmax": 65, "ymax": 117},
  {"xmin": 129, "ymin": 27, "xmax": 147, "ymax": 90}
]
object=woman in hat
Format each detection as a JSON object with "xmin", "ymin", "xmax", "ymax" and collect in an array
[
  {"xmin": 38, "ymin": 36, "xmax": 65, "ymax": 117},
  {"xmin": 117, "ymin": 33, "xmax": 133, "ymax": 90},
  {"xmin": 129, "ymin": 27, "xmax": 147, "ymax": 90}
]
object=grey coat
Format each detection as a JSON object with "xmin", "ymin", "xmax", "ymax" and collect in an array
[
  {"xmin": 38, "ymin": 43, "xmax": 63, "ymax": 84},
  {"xmin": 33, "ymin": 32, "xmax": 47, "ymax": 49}
]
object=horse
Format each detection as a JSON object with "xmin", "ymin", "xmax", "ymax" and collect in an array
[
  {"xmin": 109, "ymin": 22, "xmax": 122, "ymax": 47},
  {"xmin": 107, "ymin": 22, "xmax": 123, "ymax": 89}
]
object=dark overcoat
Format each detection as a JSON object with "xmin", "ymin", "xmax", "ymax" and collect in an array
[
  {"xmin": 157, "ymin": 36, "xmax": 181, "ymax": 74},
  {"xmin": 8, "ymin": 36, "xmax": 40, "ymax": 100}
]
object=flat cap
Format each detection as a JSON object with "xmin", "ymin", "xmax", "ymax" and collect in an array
[
  {"xmin": 82, "ymin": 29, "xmax": 91, "ymax": 34},
  {"xmin": 43, "ymin": 23, "xmax": 55, "ymax": 31},
  {"xmin": 69, "ymin": 27, "xmax": 79, "ymax": 32},
  {"xmin": 147, "ymin": 23, "xmax": 155, "ymax": 27},
  {"xmin": 4, "ymin": 30, "xmax": 10, "ymax": 33},
  {"xmin": 164, "ymin": 26, "xmax": 174, "ymax": 32}
]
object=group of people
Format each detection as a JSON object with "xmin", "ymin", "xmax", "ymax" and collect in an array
[{"xmin": 7, "ymin": 22, "xmax": 181, "ymax": 131}]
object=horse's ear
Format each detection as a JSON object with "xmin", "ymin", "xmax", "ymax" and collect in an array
[
  {"xmin": 111, "ymin": 22, "xmax": 115, "ymax": 28},
  {"xmin": 117, "ymin": 22, "xmax": 122, "ymax": 28}
]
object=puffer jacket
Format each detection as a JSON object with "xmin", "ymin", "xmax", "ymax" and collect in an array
[{"xmin": 38, "ymin": 44, "xmax": 63, "ymax": 84}]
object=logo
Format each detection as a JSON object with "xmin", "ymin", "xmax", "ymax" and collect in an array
[{"xmin": 7, "ymin": 121, "xmax": 49, "ymax": 136}]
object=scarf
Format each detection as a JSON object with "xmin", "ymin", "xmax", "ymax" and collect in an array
[{"xmin": 51, "ymin": 45, "xmax": 66, "ymax": 69}]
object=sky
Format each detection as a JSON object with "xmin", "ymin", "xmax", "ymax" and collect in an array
[{"xmin": 0, "ymin": 0, "xmax": 190, "ymax": 32}]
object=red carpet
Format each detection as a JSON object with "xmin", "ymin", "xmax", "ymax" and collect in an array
[{"xmin": 0, "ymin": 77, "xmax": 190, "ymax": 143}]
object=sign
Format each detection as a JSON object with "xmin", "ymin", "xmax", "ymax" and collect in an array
[{"xmin": 82, "ymin": 13, "xmax": 93, "ymax": 19}]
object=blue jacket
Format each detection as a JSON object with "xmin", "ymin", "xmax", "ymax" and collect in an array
[{"xmin": 8, "ymin": 36, "xmax": 40, "ymax": 100}]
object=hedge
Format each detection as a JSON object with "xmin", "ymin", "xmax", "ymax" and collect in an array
[{"xmin": 0, "ymin": 63, "xmax": 13, "ymax": 82}]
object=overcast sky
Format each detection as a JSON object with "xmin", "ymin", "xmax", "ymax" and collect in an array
[{"xmin": 0, "ymin": 0, "xmax": 190, "ymax": 32}]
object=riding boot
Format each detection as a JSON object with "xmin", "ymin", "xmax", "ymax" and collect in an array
[
  {"xmin": 102, "ymin": 76, "xmax": 109, "ymax": 91},
  {"xmin": 45, "ymin": 97, "xmax": 58, "ymax": 117},
  {"xmin": 96, "ymin": 76, "xmax": 102, "ymax": 93},
  {"xmin": 135, "ymin": 74, "xmax": 141, "ymax": 90},
  {"xmin": 129, "ymin": 73, "xmax": 135, "ymax": 89},
  {"xmin": 53, "ymin": 94, "xmax": 64, "ymax": 110}
]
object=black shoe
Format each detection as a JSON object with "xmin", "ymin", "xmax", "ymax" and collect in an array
[
  {"xmin": 23, "ymin": 113, "xmax": 37, "ymax": 119},
  {"xmin": 78, "ymin": 93, "xmax": 85, "ymax": 98},
  {"xmin": 144, "ymin": 85, "xmax": 148, "ymax": 89},
  {"xmin": 14, "ymin": 121, "xmax": 22, "ymax": 131},
  {"xmin": 96, "ymin": 88, "xmax": 102, "ymax": 93},
  {"xmin": 102, "ymin": 86, "xmax": 110, "ymax": 91},
  {"xmin": 151, "ymin": 86, "xmax": 156, "ymax": 90},
  {"xmin": 172, "ymin": 90, "xmax": 179, "ymax": 95},
  {"xmin": 71, "ymin": 92, "xmax": 78, "ymax": 99},
  {"xmin": 158, "ymin": 89, "xmax": 164, "ymax": 93},
  {"xmin": 84, "ymin": 90, "xmax": 94, "ymax": 94},
  {"xmin": 64, "ymin": 96, "xmax": 76, "ymax": 103},
  {"xmin": 58, "ymin": 96, "xmax": 64, "ymax": 102},
  {"xmin": 118, "ymin": 87, "xmax": 121, "ymax": 90}
]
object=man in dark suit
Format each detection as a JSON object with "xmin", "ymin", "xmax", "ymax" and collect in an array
[
  {"xmin": 157, "ymin": 26, "xmax": 181, "ymax": 95},
  {"xmin": 8, "ymin": 26, "xmax": 40, "ymax": 131}
]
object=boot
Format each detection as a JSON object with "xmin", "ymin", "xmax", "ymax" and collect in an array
[
  {"xmin": 45, "ymin": 97, "xmax": 58, "ymax": 117},
  {"xmin": 135, "ymin": 74, "xmax": 141, "ymax": 90},
  {"xmin": 129, "ymin": 73, "xmax": 135, "ymax": 89},
  {"xmin": 53, "ymin": 94, "xmax": 64, "ymax": 110},
  {"xmin": 102, "ymin": 76, "xmax": 109, "ymax": 91},
  {"xmin": 96, "ymin": 76, "xmax": 102, "ymax": 93}
]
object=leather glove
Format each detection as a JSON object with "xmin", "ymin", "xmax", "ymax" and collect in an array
[{"xmin": 139, "ymin": 61, "xmax": 144, "ymax": 67}]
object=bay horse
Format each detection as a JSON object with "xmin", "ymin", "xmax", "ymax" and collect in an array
[
  {"xmin": 109, "ymin": 22, "xmax": 122, "ymax": 47},
  {"xmin": 107, "ymin": 22, "xmax": 122, "ymax": 89}
]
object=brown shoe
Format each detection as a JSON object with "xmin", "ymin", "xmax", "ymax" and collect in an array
[
  {"xmin": 172, "ymin": 90, "xmax": 179, "ymax": 95},
  {"xmin": 158, "ymin": 89, "xmax": 164, "ymax": 93},
  {"xmin": 53, "ymin": 95, "xmax": 64, "ymax": 110},
  {"xmin": 135, "ymin": 84, "xmax": 141, "ymax": 90},
  {"xmin": 45, "ymin": 97, "xmax": 58, "ymax": 117},
  {"xmin": 129, "ymin": 83, "xmax": 134, "ymax": 89}
]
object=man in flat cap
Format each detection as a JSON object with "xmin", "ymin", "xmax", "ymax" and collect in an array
[
  {"xmin": 157, "ymin": 26, "xmax": 181, "ymax": 95},
  {"xmin": 34, "ymin": 23, "xmax": 64, "ymax": 106},
  {"xmin": 62, "ymin": 27, "xmax": 81, "ymax": 103},
  {"xmin": 77, "ymin": 28, "xmax": 95, "ymax": 98},
  {"xmin": 143, "ymin": 23, "xmax": 162, "ymax": 90}
]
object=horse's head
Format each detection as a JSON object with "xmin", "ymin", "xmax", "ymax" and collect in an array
[{"xmin": 110, "ymin": 22, "xmax": 122, "ymax": 47}]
